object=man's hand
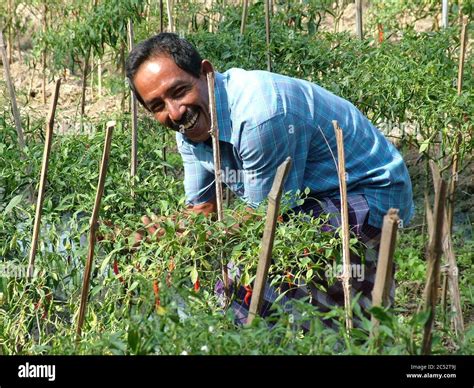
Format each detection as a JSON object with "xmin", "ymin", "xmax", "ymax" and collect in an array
[{"xmin": 184, "ymin": 197, "xmax": 217, "ymax": 218}]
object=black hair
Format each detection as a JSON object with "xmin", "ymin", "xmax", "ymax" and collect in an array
[{"xmin": 125, "ymin": 33, "xmax": 203, "ymax": 110}]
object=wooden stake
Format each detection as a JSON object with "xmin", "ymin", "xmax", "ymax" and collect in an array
[
  {"xmin": 80, "ymin": 50, "xmax": 90, "ymax": 116},
  {"xmin": 166, "ymin": 0, "xmax": 174, "ymax": 32},
  {"xmin": 371, "ymin": 208, "xmax": 399, "ymax": 335},
  {"xmin": 442, "ymin": 0, "xmax": 449, "ymax": 29},
  {"xmin": 421, "ymin": 176, "xmax": 447, "ymax": 355},
  {"xmin": 247, "ymin": 157, "xmax": 292, "ymax": 325},
  {"xmin": 206, "ymin": 71, "xmax": 224, "ymax": 222},
  {"xmin": 240, "ymin": 0, "xmax": 248, "ymax": 35},
  {"xmin": 76, "ymin": 122, "xmax": 114, "ymax": 340},
  {"xmin": 332, "ymin": 120, "xmax": 353, "ymax": 332},
  {"xmin": 207, "ymin": 70, "xmax": 230, "ymax": 302},
  {"xmin": 160, "ymin": 0, "xmax": 164, "ymax": 33},
  {"xmin": 97, "ymin": 58, "xmax": 102, "ymax": 97},
  {"xmin": 42, "ymin": 2, "xmax": 47, "ymax": 104},
  {"xmin": 90, "ymin": 54, "xmax": 94, "ymax": 100},
  {"xmin": 27, "ymin": 79, "xmax": 61, "ymax": 278},
  {"xmin": 8, "ymin": 0, "xmax": 13, "ymax": 64},
  {"xmin": 430, "ymin": 161, "xmax": 464, "ymax": 338},
  {"xmin": 355, "ymin": 0, "xmax": 363, "ymax": 39},
  {"xmin": 264, "ymin": 0, "xmax": 271, "ymax": 72},
  {"xmin": 0, "ymin": 30, "xmax": 25, "ymax": 149},
  {"xmin": 208, "ymin": 0, "xmax": 214, "ymax": 33},
  {"xmin": 128, "ymin": 19, "xmax": 138, "ymax": 179},
  {"xmin": 456, "ymin": 17, "xmax": 468, "ymax": 94},
  {"xmin": 447, "ymin": 17, "xmax": 469, "ymax": 232}
]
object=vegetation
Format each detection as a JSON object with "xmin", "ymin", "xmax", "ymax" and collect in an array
[{"xmin": 0, "ymin": 0, "xmax": 472, "ymax": 355}]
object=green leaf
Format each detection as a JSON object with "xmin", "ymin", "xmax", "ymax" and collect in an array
[
  {"xmin": 419, "ymin": 141, "xmax": 430, "ymax": 154},
  {"xmin": 190, "ymin": 266, "xmax": 198, "ymax": 284},
  {"xmin": 128, "ymin": 281, "xmax": 139, "ymax": 292},
  {"xmin": 3, "ymin": 194, "xmax": 23, "ymax": 215}
]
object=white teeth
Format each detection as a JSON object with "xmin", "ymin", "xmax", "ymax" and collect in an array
[{"xmin": 183, "ymin": 111, "xmax": 199, "ymax": 131}]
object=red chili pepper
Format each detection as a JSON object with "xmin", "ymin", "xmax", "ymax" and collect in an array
[
  {"xmin": 378, "ymin": 23, "xmax": 384, "ymax": 43},
  {"xmin": 285, "ymin": 271, "xmax": 295, "ymax": 287},
  {"xmin": 194, "ymin": 278, "xmax": 200, "ymax": 292},
  {"xmin": 153, "ymin": 280, "xmax": 160, "ymax": 308},
  {"xmin": 113, "ymin": 259, "xmax": 125, "ymax": 284},
  {"xmin": 277, "ymin": 215, "xmax": 283, "ymax": 223},
  {"xmin": 243, "ymin": 285, "xmax": 252, "ymax": 306}
]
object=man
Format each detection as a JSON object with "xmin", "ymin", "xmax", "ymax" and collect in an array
[{"xmin": 126, "ymin": 33, "xmax": 414, "ymax": 327}]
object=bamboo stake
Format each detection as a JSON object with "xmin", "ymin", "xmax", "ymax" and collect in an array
[
  {"xmin": 447, "ymin": 17, "xmax": 469, "ymax": 232},
  {"xmin": 42, "ymin": 2, "xmax": 47, "ymax": 104},
  {"xmin": 97, "ymin": 58, "xmax": 102, "ymax": 97},
  {"xmin": 0, "ymin": 31, "xmax": 25, "ymax": 149},
  {"xmin": 355, "ymin": 0, "xmax": 363, "ymax": 39},
  {"xmin": 206, "ymin": 71, "xmax": 224, "ymax": 222},
  {"xmin": 76, "ymin": 121, "xmax": 114, "ymax": 340},
  {"xmin": 456, "ymin": 17, "xmax": 468, "ymax": 93},
  {"xmin": 160, "ymin": 0, "xmax": 164, "ymax": 33},
  {"xmin": 371, "ymin": 208, "xmax": 399, "ymax": 335},
  {"xmin": 247, "ymin": 157, "xmax": 292, "ymax": 325},
  {"xmin": 332, "ymin": 120, "xmax": 353, "ymax": 332},
  {"xmin": 80, "ymin": 50, "xmax": 90, "ymax": 116},
  {"xmin": 421, "ymin": 177, "xmax": 447, "ymax": 355},
  {"xmin": 264, "ymin": 0, "xmax": 271, "ymax": 72},
  {"xmin": 442, "ymin": 0, "xmax": 449, "ymax": 29},
  {"xmin": 430, "ymin": 161, "xmax": 464, "ymax": 338},
  {"xmin": 240, "ymin": 0, "xmax": 248, "ymax": 35},
  {"xmin": 16, "ymin": 32, "xmax": 22, "ymax": 64},
  {"xmin": 208, "ymin": 0, "xmax": 214, "ymax": 33},
  {"xmin": 27, "ymin": 79, "xmax": 61, "ymax": 278},
  {"xmin": 166, "ymin": 0, "xmax": 174, "ymax": 32},
  {"xmin": 90, "ymin": 54, "xmax": 94, "ymax": 100},
  {"xmin": 128, "ymin": 19, "xmax": 138, "ymax": 179},
  {"xmin": 8, "ymin": 0, "xmax": 13, "ymax": 64},
  {"xmin": 206, "ymin": 70, "xmax": 229, "ymax": 302}
]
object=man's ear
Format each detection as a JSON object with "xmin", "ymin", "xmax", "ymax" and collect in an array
[{"xmin": 201, "ymin": 60, "xmax": 214, "ymax": 76}]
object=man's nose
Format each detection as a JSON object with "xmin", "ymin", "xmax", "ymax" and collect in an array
[{"xmin": 167, "ymin": 102, "xmax": 186, "ymax": 124}]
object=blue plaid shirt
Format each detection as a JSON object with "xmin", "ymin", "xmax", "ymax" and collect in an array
[{"xmin": 176, "ymin": 69, "xmax": 414, "ymax": 228}]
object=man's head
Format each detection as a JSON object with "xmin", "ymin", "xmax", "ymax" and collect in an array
[{"xmin": 126, "ymin": 33, "xmax": 214, "ymax": 142}]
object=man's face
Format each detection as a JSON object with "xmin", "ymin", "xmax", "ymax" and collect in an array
[{"xmin": 133, "ymin": 55, "xmax": 211, "ymax": 143}]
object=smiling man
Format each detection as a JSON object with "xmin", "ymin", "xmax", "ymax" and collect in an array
[{"xmin": 126, "ymin": 33, "xmax": 414, "ymax": 327}]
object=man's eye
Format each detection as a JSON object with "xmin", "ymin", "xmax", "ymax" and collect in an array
[
  {"xmin": 151, "ymin": 104, "xmax": 163, "ymax": 113},
  {"xmin": 174, "ymin": 87, "xmax": 188, "ymax": 98}
]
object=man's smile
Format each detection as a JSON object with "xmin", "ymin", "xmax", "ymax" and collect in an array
[{"xmin": 179, "ymin": 109, "xmax": 200, "ymax": 133}]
